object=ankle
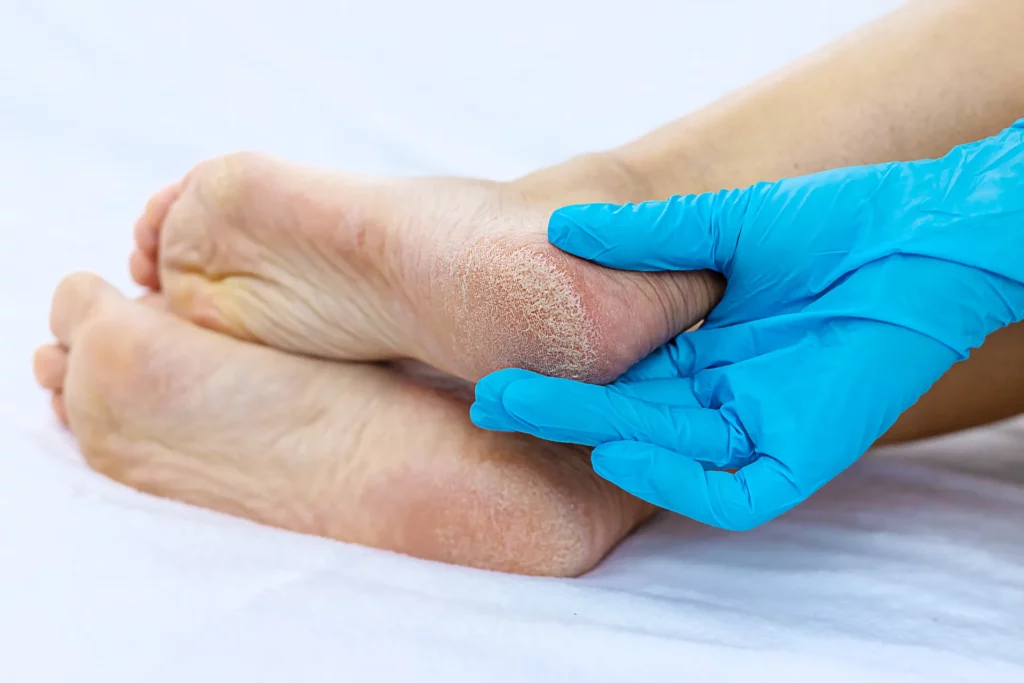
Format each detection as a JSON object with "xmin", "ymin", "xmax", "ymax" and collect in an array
[{"xmin": 512, "ymin": 151, "xmax": 655, "ymax": 210}]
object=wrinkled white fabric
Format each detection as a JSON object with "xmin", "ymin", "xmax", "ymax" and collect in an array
[{"xmin": 1, "ymin": 1, "xmax": 1021, "ymax": 681}]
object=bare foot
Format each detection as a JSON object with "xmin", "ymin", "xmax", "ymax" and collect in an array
[
  {"xmin": 33, "ymin": 273, "xmax": 653, "ymax": 576},
  {"xmin": 131, "ymin": 153, "xmax": 722, "ymax": 383}
]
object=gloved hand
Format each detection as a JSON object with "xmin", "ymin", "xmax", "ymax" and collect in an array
[{"xmin": 471, "ymin": 119, "xmax": 1024, "ymax": 530}]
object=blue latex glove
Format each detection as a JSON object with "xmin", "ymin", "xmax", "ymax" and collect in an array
[{"xmin": 471, "ymin": 120, "xmax": 1024, "ymax": 530}]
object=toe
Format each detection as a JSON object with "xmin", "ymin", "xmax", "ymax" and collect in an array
[
  {"xmin": 33, "ymin": 344, "xmax": 68, "ymax": 391},
  {"xmin": 129, "ymin": 249, "xmax": 160, "ymax": 290},
  {"xmin": 51, "ymin": 392, "xmax": 68, "ymax": 426},
  {"xmin": 50, "ymin": 272, "xmax": 125, "ymax": 346},
  {"xmin": 134, "ymin": 182, "xmax": 181, "ymax": 258}
]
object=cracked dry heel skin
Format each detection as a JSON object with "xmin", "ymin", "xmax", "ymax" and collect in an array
[
  {"xmin": 436, "ymin": 230, "xmax": 722, "ymax": 382},
  {"xmin": 131, "ymin": 152, "xmax": 723, "ymax": 383},
  {"xmin": 34, "ymin": 273, "xmax": 656, "ymax": 577}
]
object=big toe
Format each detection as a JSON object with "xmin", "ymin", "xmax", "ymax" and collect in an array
[{"xmin": 50, "ymin": 272, "xmax": 126, "ymax": 346}]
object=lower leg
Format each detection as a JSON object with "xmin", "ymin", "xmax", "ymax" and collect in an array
[{"xmin": 589, "ymin": 0, "xmax": 1024, "ymax": 201}]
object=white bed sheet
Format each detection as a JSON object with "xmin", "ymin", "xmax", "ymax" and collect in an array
[{"xmin": 1, "ymin": 1, "xmax": 1021, "ymax": 681}]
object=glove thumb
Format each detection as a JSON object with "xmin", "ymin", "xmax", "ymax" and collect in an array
[{"xmin": 548, "ymin": 185, "xmax": 764, "ymax": 273}]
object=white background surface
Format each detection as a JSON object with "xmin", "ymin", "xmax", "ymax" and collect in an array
[{"xmin": 1, "ymin": 1, "xmax": 1022, "ymax": 681}]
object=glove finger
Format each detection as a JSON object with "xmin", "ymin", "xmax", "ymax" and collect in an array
[
  {"xmin": 619, "ymin": 342, "xmax": 689, "ymax": 381},
  {"xmin": 592, "ymin": 443, "xmax": 804, "ymax": 531},
  {"xmin": 500, "ymin": 379, "xmax": 752, "ymax": 467},
  {"xmin": 470, "ymin": 368, "xmax": 548, "ymax": 433},
  {"xmin": 683, "ymin": 312, "xmax": 872, "ymax": 376},
  {"xmin": 613, "ymin": 377, "xmax": 703, "ymax": 408},
  {"xmin": 472, "ymin": 368, "xmax": 713, "ymax": 436},
  {"xmin": 547, "ymin": 188, "xmax": 758, "ymax": 273},
  {"xmin": 623, "ymin": 323, "xmax": 766, "ymax": 382},
  {"xmin": 491, "ymin": 377, "xmax": 633, "ymax": 446}
]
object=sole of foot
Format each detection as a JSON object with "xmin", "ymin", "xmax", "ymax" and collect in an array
[
  {"xmin": 33, "ymin": 272, "xmax": 655, "ymax": 577},
  {"xmin": 131, "ymin": 153, "xmax": 722, "ymax": 384}
]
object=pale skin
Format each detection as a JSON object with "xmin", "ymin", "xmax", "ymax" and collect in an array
[{"xmin": 34, "ymin": 0, "xmax": 1024, "ymax": 576}]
